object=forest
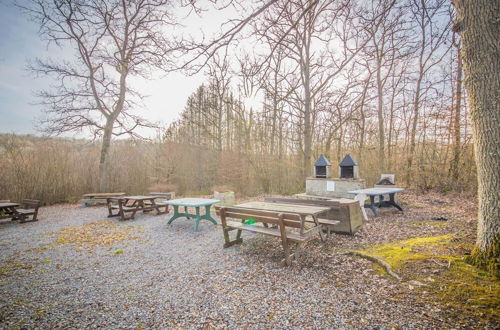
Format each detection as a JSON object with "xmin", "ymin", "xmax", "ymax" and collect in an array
[
  {"xmin": 1, "ymin": 0, "xmax": 477, "ymax": 203},
  {"xmin": 0, "ymin": 0, "xmax": 498, "ymax": 327}
]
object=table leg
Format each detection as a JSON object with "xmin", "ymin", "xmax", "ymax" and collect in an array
[
  {"xmin": 167, "ymin": 205, "xmax": 182, "ymax": 224},
  {"xmin": 194, "ymin": 206, "xmax": 202, "ymax": 231},
  {"xmin": 378, "ymin": 194, "xmax": 385, "ymax": 206},
  {"xmin": 9, "ymin": 207, "xmax": 21, "ymax": 221},
  {"xmin": 202, "ymin": 205, "xmax": 218, "ymax": 225},
  {"xmin": 388, "ymin": 193, "xmax": 404, "ymax": 211},
  {"xmin": 368, "ymin": 196, "xmax": 381, "ymax": 217},
  {"xmin": 194, "ymin": 205, "xmax": 218, "ymax": 231},
  {"xmin": 310, "ymin": 215, "xmax": 325, "ymax": 242}
]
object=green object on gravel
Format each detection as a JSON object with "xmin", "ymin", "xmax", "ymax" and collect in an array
[{"xmin": 245, "ymin": 218, "xmax": 256, "ymax": 225}]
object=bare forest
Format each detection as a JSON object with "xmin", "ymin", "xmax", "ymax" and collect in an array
[
  {"xmin": 0, "ymin": 1, "xmax": 498, "ymax": 327},
  {"xmin": 1, "ymin": 0, "xmax": 475, "ymax": 203}
]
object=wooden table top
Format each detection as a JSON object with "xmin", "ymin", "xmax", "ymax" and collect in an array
[
  {"xmin": 0, "ymin": 202, "xmax": 20, "ymax": 208},
  {"xmin": 83, "ymin": 193, "xmax": 125, "ymax": 197},
  {"xmin": 348, "ymin": 187, "xmax": 405, "ymax": 195},
  {"xmin": 122, "ymin": 196, "xmax": 160, "ymax": 200},
  {"xmin": 165, "ymin": 198, "xmax": 221, "ymax": 207},
  {"xmin": 235, "ymin": 201, "xmax": 331, "ymax": 216}
]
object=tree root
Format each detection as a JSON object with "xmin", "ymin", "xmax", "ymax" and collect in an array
[{"xmin": 346, "ymin": 251, "xmax": 402, "ymax": 281}]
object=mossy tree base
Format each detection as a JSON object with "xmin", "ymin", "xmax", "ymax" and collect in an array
[
  {"xmin": 465, "ymin": 238, "xmax": 500, "ymax": 279},
  {"xmin": 352, "ymin": 234, "xmax": 500, "ymax": 320}
]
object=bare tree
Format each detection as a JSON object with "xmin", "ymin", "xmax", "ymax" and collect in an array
[
  {"xmin": 405, "ymin": 0, "xmax": 452, "ymax": 184},
  {"xmin": 253, "ymin": 0, "xmax": 368, "ymax": 177},
  {"xmin": 21, "ymin": 0, "xmax": 179, "ymax": 191},
  {"xmin": 360, "ymin": 0, "xmax": 408, "ymax": 171}
]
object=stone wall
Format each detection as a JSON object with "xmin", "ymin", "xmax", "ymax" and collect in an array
[{"xmin": 305, "ymin": 177, "xmax": 365, "ymax": 199}]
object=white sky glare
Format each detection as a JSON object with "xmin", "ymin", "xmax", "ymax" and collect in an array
[{"xmin": 0, "ymin": 1, "xmax": 244, "ymax": 138}]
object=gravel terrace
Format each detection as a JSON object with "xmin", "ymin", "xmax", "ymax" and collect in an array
[{"xmin": 0, "ymin": 192, "xmax": 494, "ymax": 329}]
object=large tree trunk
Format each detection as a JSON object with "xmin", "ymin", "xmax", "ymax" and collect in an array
[{"xmin": 452, "ymin": 0, "xmax": 500, "ymax": 276}]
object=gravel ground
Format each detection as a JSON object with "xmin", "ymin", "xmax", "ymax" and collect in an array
[{"xmin": 0, "ymin": 192, "xmax": 492, "ymax": 329}]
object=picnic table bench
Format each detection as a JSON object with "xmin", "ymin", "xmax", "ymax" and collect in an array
[
  {"xmin": 107, "ymin": 195, "xmax": 168, "ymax": 221},
  {"xmin": 215, "ymin": 202, "xmax": 333, "ymax": 265},
  {"xmin": 348, "ymin": 187, "xmax": 405, "ymax": 216},
  {"xmin": 0, "ymin": 200, "xmax": 41, "ymax": 222},
  {"xmin": 80, "ymin": 192, "xmax": 126, "ymax": 207}
]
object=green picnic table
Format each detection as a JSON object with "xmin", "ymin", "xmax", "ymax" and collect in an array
[{"xmin": 165, "ymin": 198, "xmax": 220, "ymax": 231}]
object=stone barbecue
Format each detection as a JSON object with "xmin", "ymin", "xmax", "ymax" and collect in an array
[{"xmin": 305, "ymin": 154, "xmax": 365, "ymax": 199}]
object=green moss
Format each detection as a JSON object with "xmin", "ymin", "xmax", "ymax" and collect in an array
[
  {"xmin": 465, "ymin": 236, "xmax": 500, "ymax": 278},
  {"xmin": 359, "ymin": 234, "xmax": 500, "ymax": 320},
  {"xmin": 433, "ymin": 259, "xmax": 500, "ymax": 317},
  {"xmin": 360, "ymin": 234, "xmax": 453, "ymax": 270},
  {"xmin": 409, "ymin": 220, "xmax": 449, "ymax": 229}
]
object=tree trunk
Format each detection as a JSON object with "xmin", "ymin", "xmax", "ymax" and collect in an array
[
  {"xmin": 303, "ymin": 46, "xmax": 313, "ymax": 179},
  {"xmin": 376, "ymin": 57, "xmax": 386, "ymax": 172},
  {"xmin": 452, "ymin": 0, "xmax": 500, "ymax": 276},
  {"xmin": 406, "ymin": 75, "xmax": 423, "ymax": 185},
  {"xmin": 99, "ymin": 120, "xmax": 113, "ymax": 192},
  {"xmin": 450, "ymin": 42, "xmax": 463, "ymax": 181}
]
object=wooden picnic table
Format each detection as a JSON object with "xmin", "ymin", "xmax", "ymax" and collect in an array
[
  {"xmin": 0, "ymin": 202, "xmax": 20, "ymax": 220},
  {"xmin": 81, "ymin": 192, "xmax": 126, "ymax": 207},
  {"xmin": 165, "ymin": 198, "xmax": 220, "ymax": 231},
  {"xmin": 348, "ymin": 187, "xmax": 405, "ymax": 216},
  {"xmin": 234, "ymin": 201, "xmax": 332, "ymax": 240},
  {"xmin": 107, "ymin": 195, "xmax": 168, "ymax": 221}
]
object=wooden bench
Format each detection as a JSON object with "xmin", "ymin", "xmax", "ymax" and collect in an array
[
  {"xmin": 215, "ymin": 206, "xmax": 323, "ymax": 266},
  {"xmin": 107, "ymin": 196, "xmax": 168, "ymax": 221},
  {"xmin": 15, "ymin": 199, "xmax": 41, "ymax": 223},
  {"xmin": 80, "ymin": 193, "xmax": 126, "ymax": 207},
  {"xmin": 0, "ymin": 200, "xmax": 12, "ymax": 219},
  {"xmin": 265, "ymin": 197, "xmax": 364, "ymax": 235},
  {"xmin": 145, "ymin": 192, "xmax": 175, "ymax": 208}
]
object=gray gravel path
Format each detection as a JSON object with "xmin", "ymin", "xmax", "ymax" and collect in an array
[{"xmin": 0, "ymin": 199, "xmax": 484, "ymax": 329}]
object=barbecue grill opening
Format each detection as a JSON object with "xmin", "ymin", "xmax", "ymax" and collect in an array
[
  {"xmin": 314, "ymin": 155, "xmax": 331, "ymax": 178},
  {"xmin": 339, "ymin": 154, "xmax": 359, "ymax": 179}
]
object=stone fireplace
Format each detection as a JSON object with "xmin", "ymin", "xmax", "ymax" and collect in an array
[{"xmin": 304, "ymin": 154, "xmax": 365, "ymax": 199}]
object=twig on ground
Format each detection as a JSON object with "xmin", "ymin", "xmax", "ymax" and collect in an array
[{"xmin": 346, "ymin": 251, "xmax": 402, "ymax": 281}]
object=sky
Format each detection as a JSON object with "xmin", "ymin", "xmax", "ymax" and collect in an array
[{"xmin": 0, "ymin": 1, "xmax": 241, "ymax": 138}]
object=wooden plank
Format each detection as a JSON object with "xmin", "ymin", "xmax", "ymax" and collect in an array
[
  {"xmin": 222, "ymin": 211, "xmax": 302, "ymax": 228},
  {"xmin": 235, "ymin": 201, "xmax": 330, "ymax": 215},
  {"xmin": 225, "ymin": 221, "xmax": 308, "ymax": 242},
  {"xmin": 317, "ymin": 218, "xmax": 340, "ymax": 226},
  {"xmin": 215, "ymin": 206, "xmax": 303, "ymax": 227},
  {"xmin": 82, "ymin": 193, "xmax": 125, "ymax": 198},
  {"xmin": 265, "ymin": 197, "xmax": 342, "ymax": 210},
  {"xmin": 348, "ymin": 187, "xmax": 405, "ymax": 195},
  {"xmin": 0, "ymin": 203, "xmax": 20, "ymax": 208}
]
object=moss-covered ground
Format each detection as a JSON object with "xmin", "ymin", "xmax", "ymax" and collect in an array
[{"xmin": 359, "ymin": 232, "xmax": 499, "ymax": 322}]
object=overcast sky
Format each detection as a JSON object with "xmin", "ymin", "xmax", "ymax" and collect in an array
[{"xmin": 0, "ymin": 1, "xmax": 242, "ymax": 138}]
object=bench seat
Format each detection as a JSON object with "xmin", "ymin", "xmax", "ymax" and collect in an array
[
  {"xmin": 216, "ymin": 206, "xmax": 323, "ymax": 265},
  {"xmin": 15, "ymin": 199, "xmax": 41, "ymax": 222},
  {"xmin": 225, "ymin": 220, "xmax": 309, "ymax": 242},
  {"xmin": 16, "ymin": 208, "xmax": 36, "ymax": 215}
]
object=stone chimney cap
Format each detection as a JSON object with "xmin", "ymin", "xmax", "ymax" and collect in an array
[
  {"xmin": 339, "ymin": 154, "xmax": 358, "ymax": 167},
  {"xmin": 314, "ymin": 155, "xmax": 331, "ymax": 166}
]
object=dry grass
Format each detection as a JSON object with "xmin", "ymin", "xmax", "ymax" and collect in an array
[{"xmin": 55, "ymin": 221, "xmax": 142, "ymax": 248}]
